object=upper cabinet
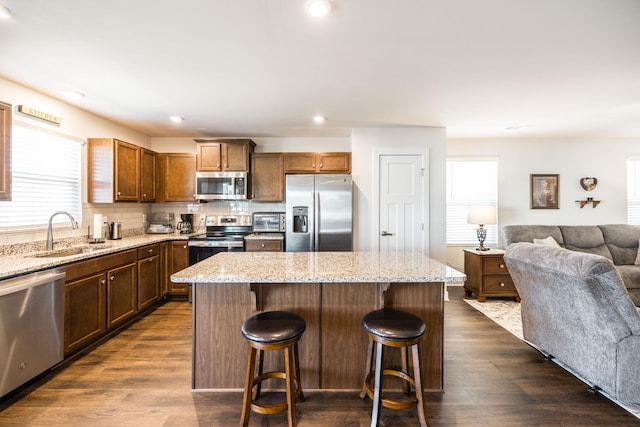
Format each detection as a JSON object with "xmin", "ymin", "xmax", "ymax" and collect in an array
[
  {"xmin": 88, "ymin": 138, "xmax": 141, "ymax": 203},
  {"xmin": 195, "ymin": 139, "xmax": 255, "ymax": 172},
  {"xmin": 284, "ymin": 152, "xmax": 351, "ymax": 174},
  {"xmin": 157, "ymin": 153, "xmax": 196, "ymax": 203},
  {"xmin": 0, "ymin": 101, "xmax": 12, "ymax": 201},
  {"xmin": 251, "ymin": 152, "xmax": 284, "ymax": 202},
  {"xmin": 88, "ymin": 138, "xmax": 159, "ymax": 203},
  {"xmin": 140, "ymin": 148, "xmax": 157, "ymax": 202}
]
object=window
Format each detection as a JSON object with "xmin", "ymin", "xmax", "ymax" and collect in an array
[
  {"xmin": 446, "ymin": 159, "xmax": 498, "ymax": 245},
  {"xmin": 0, "ymin": 122, "xmax": 82, "ymax": 228},
  {"xmin": 627, "ymin": 158, "xmax": 640, "ymax": 225}
]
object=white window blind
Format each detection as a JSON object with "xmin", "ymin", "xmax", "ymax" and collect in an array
[
  {"xmin": 0, "ymin": 123, "xmax": 82, "ymax": 228},
  {"xmin": 627, "ymin": 159, "xmax": 640, "ymax": 225},
  {"xmin": 446, "ymin": 159, "xmax": 498, "ymax": 245}
]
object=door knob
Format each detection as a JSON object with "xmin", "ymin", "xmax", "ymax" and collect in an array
[{"xmin": 381, "ymin": 231, "xmax": 394, "ymax": 236}]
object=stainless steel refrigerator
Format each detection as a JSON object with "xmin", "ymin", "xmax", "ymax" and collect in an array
[{"xmin": 285, "ymin": 174, "xmax": 353, "ymax": 252}]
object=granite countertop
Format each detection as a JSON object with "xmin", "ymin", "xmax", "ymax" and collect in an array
[
  {"xmin": 0, "ymin": 232, "xmax": 198, "ymax": 280},
  {"xmin": 171, "ymin": 251, "xmax": 466, "ymax": 284},
  {"xmin": 244, "ymin": 233, "xmax": 284, "ymax": 241}
]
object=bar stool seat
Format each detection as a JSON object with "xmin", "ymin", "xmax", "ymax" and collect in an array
[
  {"xmin": 240, "ymin": 311, "xmax": 306, "ymax": 427},
  {"xmin": 360, "ymin": 308, "xmax": 429, "ymax": 427}
]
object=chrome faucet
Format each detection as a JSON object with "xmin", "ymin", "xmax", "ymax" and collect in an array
[{"xmin": 47, "ymin": 211, "xmax": 79, "ymax": 251}]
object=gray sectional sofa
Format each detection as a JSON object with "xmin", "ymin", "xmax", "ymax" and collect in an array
[
  {"xmin": 504, "ymin": 224, "xmax": 640, "ymax": 306},
  {"xmin": 504, "ymin": 242, "xmax": 640, "ymax": 408}
]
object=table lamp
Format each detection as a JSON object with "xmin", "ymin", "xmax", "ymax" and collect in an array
[{"xmin": 467, "ymin": 205, "xmax": 496, "ymax": 251}]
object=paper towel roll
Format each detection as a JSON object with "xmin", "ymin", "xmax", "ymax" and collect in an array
[{"xmin": 93, "ymin": 214, "xmax": 103, "ymax": 239}]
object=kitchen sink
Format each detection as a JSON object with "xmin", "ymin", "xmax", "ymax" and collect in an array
[{"xmin": 28, "ymin": 244, "xmax": 111, "ymax": 258}]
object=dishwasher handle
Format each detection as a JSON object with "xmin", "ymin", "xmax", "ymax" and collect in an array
[{"xmin": 0, "ymin": 268, "xmax": 66, "ymax": 297}]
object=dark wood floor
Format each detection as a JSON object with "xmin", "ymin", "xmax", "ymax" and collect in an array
[{"xmin": 1, "ymin": 287, "xmax": 639, "ymax": 426}]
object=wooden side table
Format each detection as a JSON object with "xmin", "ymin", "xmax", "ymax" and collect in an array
[{"xmin": 463, "ymin": 248, "xmax": 520, "ymax": 302}]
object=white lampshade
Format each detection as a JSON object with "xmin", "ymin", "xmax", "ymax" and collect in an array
[{"xmin": 467, "ymin": 205, "xmax": 497, "ymax": 225}]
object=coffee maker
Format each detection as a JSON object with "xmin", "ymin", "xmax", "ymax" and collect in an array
[{"xmin": 177, "ymin": 213, "xmax": 195, "ymax": 234}]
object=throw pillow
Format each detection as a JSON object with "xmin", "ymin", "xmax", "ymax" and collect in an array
[
  {"xmin": 635, "ymin": 239, "xmax": 640, "ymax": 266},
  {"xmin": 533, "ymin": 236, "xmax": 561, "ymax": 247}
]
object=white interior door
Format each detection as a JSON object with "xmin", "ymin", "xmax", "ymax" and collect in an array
[{"xmin": 379, "ymin": 154, "xmax": 427, "ymax": 254}]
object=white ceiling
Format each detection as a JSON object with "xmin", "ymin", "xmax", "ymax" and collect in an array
[{"xmin": 0, "ymin": 0, "xmax": 639, "ymax": 139}]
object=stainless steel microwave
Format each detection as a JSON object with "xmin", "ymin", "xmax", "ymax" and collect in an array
[{"xmin": 195, "ymin": 171, "xmax": 248, "ymax": 200}]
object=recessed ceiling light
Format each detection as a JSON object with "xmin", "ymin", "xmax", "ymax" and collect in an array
[
  {"xmin": 313, "ymin": 115, "xmax": 326, "ymax": 124},
  {"xmin": 0, "ymin": 5, "xmax": 12, "ymax": 20},
  {"xmin": 60, "ymin": 90, "xmax": 85, "ymax": 100},
  {"xmin": 169, "ymin": 115, "xmax": 185, "ymax": 123},
  {"xmin": 305, "ymin": 0, "xmax": 331, "ymax": 17}
]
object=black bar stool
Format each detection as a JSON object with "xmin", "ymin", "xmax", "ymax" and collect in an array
[
  {"xmin": 240, "ymin": 310, "xmax": 306, "ymax": 427},
  {"xmin": 360, "ymin": 308, "xmax": 429, "ymax": 427}
]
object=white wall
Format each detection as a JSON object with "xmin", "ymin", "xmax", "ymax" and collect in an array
[
  {"xmin": 352, "ymin": 127, "xmax": 447, "ymax": 262},
  {"xmin": 446, "ymin": 137, "xmax": 640, "ymax": 270}
]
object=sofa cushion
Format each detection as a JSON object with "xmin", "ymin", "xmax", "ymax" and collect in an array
[
  {"xmin": 559, "ymin": 225, "xmax": 613, "ymax": 261},
  {"xmin": 503, "ymin": 225, "xmax": 564, "ymax": 246},
  {"xmin": 599, "ymin": 224, "xmax": 640, "ymax": 266}
]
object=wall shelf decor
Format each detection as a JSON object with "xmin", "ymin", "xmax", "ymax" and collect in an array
[{"xmin": 576, "ymin": 198, "xmax": 601, "ymax": 208}]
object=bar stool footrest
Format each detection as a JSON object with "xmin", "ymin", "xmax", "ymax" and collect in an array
[{"xmin": 364, "ymin": 369, "xmax": 419, "ymax": 410}]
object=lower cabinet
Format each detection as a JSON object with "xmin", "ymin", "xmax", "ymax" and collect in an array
[
  {"xmin": 64, "ymin": 272, "xmax": 106, "ymax": 354},
  {"xmin": 106, "ymin": 262, "xmax": 138, "ymax": 328},
  {"xmin": 63, "ymin": 241, "xmax": 190, "ymax": 356},
  {"xmin": 245, "ymin": 239, "xmax": 283, "ymax": 252},
  {"xmin": 168, "ymin": 241, "xmax": 189, "ymax": 296},
  {"xmin": 64, "ymin": 250, "xmax": 137, "ymax": 355},
  {"xmin": 137, "ymin": 244, "xmax": 161, "ymax": 310}
]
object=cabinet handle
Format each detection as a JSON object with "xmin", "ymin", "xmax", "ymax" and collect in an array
[
  {"xmin": 312, "ymin": 164, "xmax": 315, "ymax": 167},
  {"xmin": 320, "ymin": 164, "xmax": 323, "ymax": 168},
  {"xmin": 499, "ymin": 282, "xmax": 505, "ymax": 287},
  {"xmin": 224, "ymin": 163, "xmax": 228, "ymax": 167},
  {"xmin": 182, "ymin": 245, "xmax": 187, "ymax": 249},
  {"xmin": 216, "ymin": 163, "xmax": 220, "ymax": 167},
  {"xmin": 142, "ymin": 193, "xmax": 146, "ymax": 198},
  {"xmin": 499, "ymin": 264, "xmax": 505, "ymax": 269},
  {"xmin": 100, "ymin": 279, "xmax": 106, "ymax": 285},
  {"xmin": 117, "ymin": 192, "xmax": 121, "ymax": 196},
  {"xmin": 261, "ymin": 244, "xmax": 265, "ymax": 248},
  {"xmin": 110, "ymin": 276, "xmax": 115, "ymax": 281},
  {"xmin": 148, "ymin": 249, "xmax": 153, "ymax": 253}
]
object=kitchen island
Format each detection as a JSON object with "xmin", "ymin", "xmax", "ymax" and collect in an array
[{"xmin": 171, "ymin": 251, "xmax": 465, "ymax": 392}]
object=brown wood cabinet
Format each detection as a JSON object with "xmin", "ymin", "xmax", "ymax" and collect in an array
[
  {"xmin": 463, "ymin": 248, "xmax": 519, "ymax": 302},
  {"xmin": 195, "ymin": 139, "xmax": 255, "ymax": 172},
  {"xmin": 137, "ymin": 244, "xmax": 161, "ymax": 310},
  {"xmin": 64, "ymin": 272, "xmax": 106, "ymax": 355},
  {"xmin": 245, "ymin": 238, "xmax": 283, "ymax": 252},
  {"xmin": 88, "ymin": 138, "xmax": 142, "ymax": 202},
  {"xmin": 283, "ymin": 152, "xmax": 351, "ymax": 173},
  {"xmin": 140, "ymin": 148, "xmax": 157, "ymax": 202},
  {"xmin": 0, "ymin": 101, "xmax": 11, "ymax": 201},
  {"xmin": 250, "ymin": 152, "xmax": 284, "ymax": 201},
  {"xmin": 64, "ymin": 250, "xmax": 137, "ymax": 355},
  {"xmin": 168, "ymin": 240, "xmax": 189, "ymax": 296},
  {"xmin": 106, "ymin": 260, "xmax": 138, "ymax": 328},
  {"xmin": 157, "ymin": 153, "xmax": 196, "ymax": 202}
]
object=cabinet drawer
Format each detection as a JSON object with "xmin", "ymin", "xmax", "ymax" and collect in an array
[
  {"xmin": 245, "ymin": 240, "xmax": 283, "ymax": 252},
  {"xmin": 483, "ymin": 275, "xmax": 516, "ymax": 293},
  {"xmin": 138, "ymin": 243, "xmax": 160, "ymax": 259},
  {"xmin": 483, "ymin": 257, "xmax": 509, "ymax": 274}
]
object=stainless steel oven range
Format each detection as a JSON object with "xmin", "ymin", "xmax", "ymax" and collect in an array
[{"xmin": 187, "ymin": 215, "xmax": 252, "ymax": 265}]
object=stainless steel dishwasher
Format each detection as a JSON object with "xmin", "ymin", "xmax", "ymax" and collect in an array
[{"xmin": 0, "ymin": 268, "xmax": 65, "ymax": 398}]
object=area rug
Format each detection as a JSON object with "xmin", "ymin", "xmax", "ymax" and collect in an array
[
  {"xmin": 463, "ymin": 298, "xmax": 640, "ymax": 419},
  {"xmin": 463, "ymin": 298, "xmax": 523, "ymax": 340}
]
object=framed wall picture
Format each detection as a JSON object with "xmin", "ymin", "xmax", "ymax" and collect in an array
[{"xmin": 530, "ymin": 174, "xmax": 559, "ymax": 209}]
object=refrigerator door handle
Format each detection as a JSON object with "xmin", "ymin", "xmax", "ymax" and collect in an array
[{"xmin": 314, "ymin": 191, "xmax": 320, "ymax": 252}]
